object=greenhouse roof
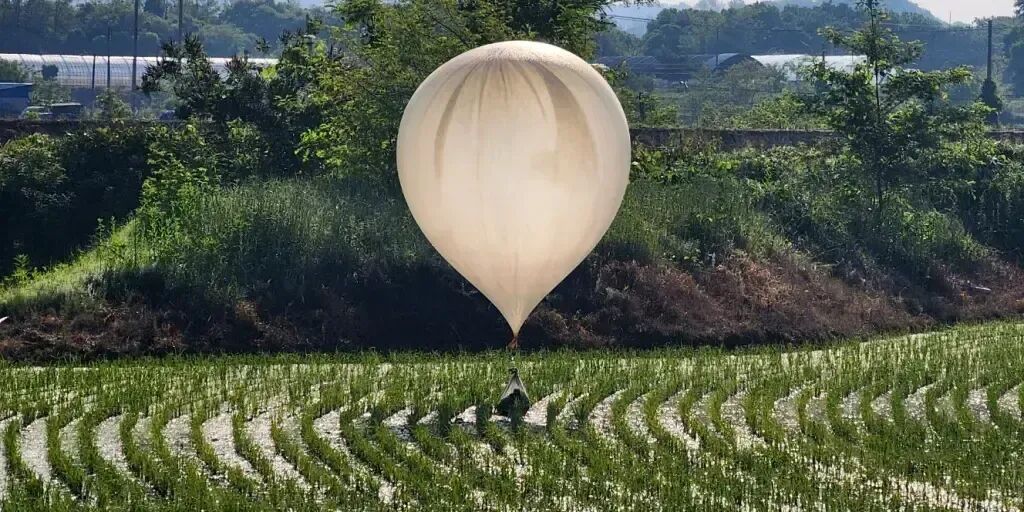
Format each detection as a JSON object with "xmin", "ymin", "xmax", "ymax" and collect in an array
[
  {"xmin": 751, "ymin": 54, "xmax": 866, "ymax": 80},
  {"xmin": 0, "ymin": 54, "xmax": 278, "ymax": 89}
]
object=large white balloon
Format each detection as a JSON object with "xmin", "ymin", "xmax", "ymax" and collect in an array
[{"xmin": 397, "ymin": 41, "xmax": 631, "ymax": 337}]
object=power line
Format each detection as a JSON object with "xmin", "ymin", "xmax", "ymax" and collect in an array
[
  {"xmin": 608, "ymin": 14, "xmax": 657, "ymax": 22},
  {"xmin": 606, "ymin": 14, "xmax": 1011, "ymax": 35}
]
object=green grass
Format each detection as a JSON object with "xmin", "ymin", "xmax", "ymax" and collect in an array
[
  {"xmin": 0, "ymin": 173, "xmax": 788, "ymax": 314},
  {"xmin": 0, "ymin": 220, "xmax": 153, "ymax": 313},
  {"xmin": 0, "ymin": 322, "xmax": 1021, "ymax": 510}
]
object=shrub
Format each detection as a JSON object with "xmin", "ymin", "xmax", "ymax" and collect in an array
[
  {"xmin": 222, "ymin": 120, "xmax": 275, "ymax": 181},
  {"xmin": 58, "ymin": 126, "xmax": 150, "ymax": 244},
  {"xmin": 891, "ymin": 196, "xmax": 987, "ymax": 273},
  {"xmin": 94, "ymin": 88, "xmax": 132, "ymax": 120},
  {"xmin": 0, "ymin": 135, "xmax": 69, "ymax": 272},
  {"xmin": 0, "ymin": 58, "xmax": 30, "ymax": 82},
  {"xmin": 138, "ymin": 122, "xmax": 223, "ymax": 257},
  {"xmin": 144, "ymin": 177, "xmax": 429, "ymax": 303},
  {"xmin": 0, "ymin": 127, "xmax": 152, "ymax": 275}
]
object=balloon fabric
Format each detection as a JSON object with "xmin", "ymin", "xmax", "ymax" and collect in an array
[{"xmin": 397, "ymin": 40, "xmax": 631, "ymax": 339}]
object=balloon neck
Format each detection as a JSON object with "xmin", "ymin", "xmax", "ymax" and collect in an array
[{"xmin": 507, "ymin": 335, "xmax": 518, "ymax": 368}]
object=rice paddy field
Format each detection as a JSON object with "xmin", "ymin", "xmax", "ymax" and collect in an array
[{"xmin": 1, "ymin": 322, "xmax": 1023, "ymax": 511}]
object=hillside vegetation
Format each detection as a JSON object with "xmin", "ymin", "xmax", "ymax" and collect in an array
[{"xmin": 3, "ymin": 0, "xmax": 1024, "ymax": 360}]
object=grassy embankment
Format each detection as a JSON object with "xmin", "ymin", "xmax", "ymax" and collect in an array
[{"xmin": 3, "ymin": 135, "xmax": 1024, "ymax": 360}]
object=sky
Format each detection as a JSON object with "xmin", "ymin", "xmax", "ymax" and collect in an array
[
  {"xmin": 915, "ymin": 0, "xmax": 1014, "ymax": 22},
  {"xmin": 660, "ymin": 0, "xmax": 1017, "ymax": 23}
]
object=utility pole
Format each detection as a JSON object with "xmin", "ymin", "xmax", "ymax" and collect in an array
[
  {"xmin": 983, "ymin": 18, "xmax": 1001, "ymax": 125},
  {"xmin": 987, "ymin": 18, "xmax": 994, "ymax": 81},
  {"xmin": 106, "ymin": 26, "xmax": 111, "ymax": 89},
  {"xmin": 132, "ymin": 0, "xmax": 139, "ymax": 91},
  {"xmin": 637, "ymin": 91, "xmax": 647, "ymax": 125},
  {"xmin": 715, "ymin": 28, "xmax": 720, "ymax": 67},
  {"xmin": 178, "ymin": 0, "xmax": 183, "ymax": 42}
]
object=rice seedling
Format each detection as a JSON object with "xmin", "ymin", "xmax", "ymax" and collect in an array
[{"xmin": 0, "ymin": 323, "xmax": 1021, "ymax": 510}]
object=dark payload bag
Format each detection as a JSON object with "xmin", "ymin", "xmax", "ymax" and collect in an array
[{"xmin": 496, "ymin": 368, "xmax": 531, "ymax": 418}]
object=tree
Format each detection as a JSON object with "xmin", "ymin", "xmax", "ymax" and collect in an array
[
  {"xmin": 979, "ymin": 77, "xmax": 1003, "ymax": 125},
  {"xmin": 595, "ymin": 26, "xmax": 641, "ymax": 57},
  {"xmin": 195, "ymin": 23, "xmax": 255, "ymax": 55},
  {"xmin": 220, "ymin": 0, "xmax": 307, "ymax": 46},
  {"xmin": 725, "ymin": 93, "xmax": 824, "ymax": 129},
  {"xmin": 1008, "ymin": 12, "xmax": 1024, "ymax": 95},
  {"xmin": 800, "ymin": 0, "xmax": 980, "ymax": 225},
  {"xmin": 0, "ymin": 0, "xmax": 337, "ymax": 57},
  {"xmin": 95, "ymin": 88, "xmax": 132, "ymax": 119},
  {"xmin": 143, "ymin": 26, "xmax": 327, "ymax": 176},
  {"xmin": 672, "ymin": 62, "xmax": 796, "ymax": 127},
  {"xmin": 300, "ymin": 0, "xmax": 622, "ymax": 181},
  {"xmin": 1007, "ymin": 31, "xmax": 1024, "ymax": 93},
  {"xmin": 144, "ymin": 0, "xmax": 167, "ymax": 16},
  {"xmin": 642, "ymin": 22, "xmax": 688, "ymax": 61},
  {"xmin": 30, "ymin": 78, "xmax": 71, "ymax": 106},
  {"xmin": 603, "ymin": 66, "xmax": 678, "ymax": 126},
  {"xmin": 0, "ymin": 59, "xmax": 30, "ymax": 82},
  {"xmin": 636, "ymin": 3, "xmax": 988, "ymax": 71},
  {"xmin": 143, "ymin": 35, "xmax": 251, "ymax": 122},
  {"xmin": 40, "ymin": 64, "xmax": 58, "ymax": 80}
]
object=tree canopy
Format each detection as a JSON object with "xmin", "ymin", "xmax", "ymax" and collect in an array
[
  {"xmin": 601, "ymin": 2, "xmax": 1000, "ymax": 73},
  {"xmin": 0, "ymin": 0, "xmax": 326, "ymax": 56},
  {"xmin": 799, "ymin": 0, "xmax": 984, "ymax": 224}
]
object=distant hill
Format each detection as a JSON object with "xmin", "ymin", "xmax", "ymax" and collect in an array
[
  {"xmin": 291, "ymin": 1, "xmax": 940, "ymax": 31},
  {"xmin": 771, "ymin": 0, "xmax": 937, "ymax": 19},
  {"xmin": 607, "ymin": 0, "xmax": 940, "ymax": 36}
]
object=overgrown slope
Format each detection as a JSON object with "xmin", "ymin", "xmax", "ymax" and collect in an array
[{"xmin": 4, "ymin": 137, "xmax": 1024, "ymax": 361}]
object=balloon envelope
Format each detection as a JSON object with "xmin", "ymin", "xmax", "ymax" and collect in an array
[{"xmin": 397, "ymin": 41, "xmax": 630, "ymax": 336}]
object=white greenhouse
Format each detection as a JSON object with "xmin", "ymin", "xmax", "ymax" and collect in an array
[
  {"xmin": 751, "ymin": 54, "xmax": 866, "ymax": 81},
  {"xmin": 0, "ymin": 54, "xmax": 278, "ymax": 89}
]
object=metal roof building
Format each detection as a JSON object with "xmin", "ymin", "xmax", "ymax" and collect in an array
[
  {"xmin": 595, "ymin": 53, "xmax": 866, "ymax": 83},
  {"xmin": 596, "ymin": 54, "xmax": 758, "ymax": 82},
  {"xmin": 751, "ymin": 54, "xmax": 866, "ymax": 81},
  {"xmin": 0, "ymin": 82, "xmax": 32, "ymax": 97},
  {"xmin": 0, "ymin": 82, "xmax": 32, "ymax": 117},
  {"xmin": 0, "ymin": 54, "xmax": 278, "ymax": 89}
]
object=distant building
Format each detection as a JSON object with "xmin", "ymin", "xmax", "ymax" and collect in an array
[
  {"xmin": 750, "ymin": 54, "xmax": 866, "ymax": 81},
  {"xmin": 595, "ymin": 55, "xmax": 670, "ymax": 77},
  {"xmin": 596, "ymin": 53, "xmax": 756, "ymax": 82},
  {"xmin": 0, "ymin": 82, "xmax": 32, "ymax": 118},
  {"xmin": 595, "ymin": 53, "xmax": 864, "ymax": 83}
]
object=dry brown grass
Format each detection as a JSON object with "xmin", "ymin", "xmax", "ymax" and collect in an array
[{"xmin": 3, "ymin": 249, "xmax": 1024, "ymax": 362}]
